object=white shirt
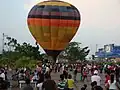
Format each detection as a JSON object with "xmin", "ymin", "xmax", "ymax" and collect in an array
[
  {"xmin": 91, "ymin": 75, "xmax": 101, "ymax": 86},
  {"xmin": 108, "ymin": 80, "xmax": 117, "ymax": 89},
  {"xmin": 50, "ymin": 65, "xmax": 52, "ymax": 69},
  {"xmin": 37, "ymin": 83, "xmax": 43, "ymax": 90},
  {"xmin": 46, "ymin": 67, "xmax": 49, "ymax": 72},
  {"xmin": 62, "ymin": 66, "xmax": 64, "ymax": 71},
  {"xmin": 93, "ymin": 65, "xmax": 96, "ymax": 68},
  {"xmin": 0, "ymin": 73, "xmax": 5, "ymax": 80}
]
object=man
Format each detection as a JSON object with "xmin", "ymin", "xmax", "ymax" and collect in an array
[
  {"xmin": 0, "ymin": 70, "xmax": 5, "ymax": 80},
  {"xmin": 73, "ymin": 68, "xmax": 77, "ymax": 81},
  {"xmin": 0, "ymin": 77, "xmax": 8, "ymax": 90},
  {"xmin": 91, "ymin": 81, "xmax": 103, "ymax": 90},
  {"xmin": 42, "ymin": 74, "xmax": 57, "ymax": 90},
  {"xmin": 46, "ymin": 66, "xmax": 50, "ymax": 74},
  {"xmin": 22, "ymin": 78, "xmax": 33, "ymax": 90},
  {"xmin": 91, "ymin": 72, "xmax": 101, "ymax": 86},
  {"xmin": 57, "ymin": 74, "xmax": 66, "ymax": 90}
]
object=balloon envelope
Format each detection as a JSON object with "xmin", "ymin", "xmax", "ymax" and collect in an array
[{"xmin": 27, "ymin": 1, "xmax": 81, "ymax": 61}]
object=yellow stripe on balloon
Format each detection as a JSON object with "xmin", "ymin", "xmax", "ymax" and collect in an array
[
  {"xmin": 28, "ymin": 25, "xmax": 78, "ymax": 38},
  {"xmin": 37, "ymin": 1, "xmax": 71, "ymax": 7},
  {"xmin": 28, "ymin": 25, "xmax": 77, "ymax": 50}
]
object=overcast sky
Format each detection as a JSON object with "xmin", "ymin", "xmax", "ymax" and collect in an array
[{"xmin": 0, "ymin": 0, "xmax": 120, "ymax": 55}]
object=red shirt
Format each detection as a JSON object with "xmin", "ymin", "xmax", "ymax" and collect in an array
[{"xmin": 105, "ymin": 75, "xmax": 110, "ymax": 84}]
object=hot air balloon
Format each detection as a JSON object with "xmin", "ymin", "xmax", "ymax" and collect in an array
[{"xmin": 27, "ymin": 0, "xmax": 81, "ymax": 62}]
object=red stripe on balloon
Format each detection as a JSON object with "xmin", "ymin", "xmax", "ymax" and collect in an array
[{"xmin": 28, "ymin": 18, "xmax": 80, "ymax": 27}]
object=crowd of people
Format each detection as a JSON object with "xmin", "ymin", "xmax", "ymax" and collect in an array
[{"xmin": 0, "ymin": 63, "xmax": 120, "ymax": 90}]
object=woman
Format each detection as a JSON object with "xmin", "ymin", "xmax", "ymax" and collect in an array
[
  {"xmin": 37, "ymin": 76, "xmax": 44, "ymax": 90},
  {"xmin": 105, "ymin": 73, "xmax": 110, "ymax": 90},
  {"xmin": 82, "ymin": 69, "xmax": 88, "ymax": 82},
  {"xmin": 108, "ymin": 74, "xmax": 117, "ymax": 90}
]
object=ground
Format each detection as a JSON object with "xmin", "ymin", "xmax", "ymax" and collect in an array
[
  {"xmin": 8, "ymin": 71, "xmax": 106, "ymax": 90},
  {"xmin": 51, "ymin": 72, "xmax": 105, "ymax": 90}
]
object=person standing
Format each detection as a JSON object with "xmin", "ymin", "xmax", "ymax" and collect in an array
[
  {"xmin": 91, "ymin": 81, "xmax": 103, "ymax": 90},
  {"xmin": 91, "ymin": 72, "xmax": 101, "ymax": 86},
  {"xmin": 37, "ymin": 77, "xmax": 44, "ymax": 90},
  {"xmin": 0, "ymin": 77, "xmax": 8, "ymax": 90},
  {"xmin": 57, "ymin": 74, "xmax": 66, "ymax": 90},
  {"xmin": 108, "ymin": 74, "xmax": 117, "ymax": 90},
  {"xmin": 0, "ymin": 70, "xmax": 5, "ymax": 80},
  {"xmin": 22, "ymin": 78, "xmax": 33, "ymax": 90},
  {"xmin": 42, "ymin": 74, "xmax": 57, "ymax": 90},
  {"xmin": 73, "ymin": 68, "xmax": 77, "ymax": 82},
  {"xmin": 105, "ymin": 73, "xmax": 110, "ymax": 90},
  {"xmin": 67, "ymin": 74, "xmax": 78, "ymax": 90},
  {"xmin": 115, "ymin": 65, "xmax": 120, "ymax": 82},
  {"xmin": 82, "ymin": 68, "xmax": 88, "ymax": 82}
]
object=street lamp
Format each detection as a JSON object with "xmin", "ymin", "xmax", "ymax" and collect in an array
[{"xmin": 96, "ymin": 44, "xmax": 98, "ymax": 52}]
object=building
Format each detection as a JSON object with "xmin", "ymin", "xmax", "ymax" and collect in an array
[{"xmin": 95, "ymin": 44, "xmax": 120, "ymax": 58}]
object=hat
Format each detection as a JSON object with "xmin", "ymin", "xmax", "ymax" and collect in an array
[{"xmin": 94, "ymin": 70, "xmax": 98, "ymax": 74}]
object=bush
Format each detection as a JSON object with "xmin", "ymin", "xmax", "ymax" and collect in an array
[{"xmin": 15, "ymin": 56, "xmax": 37, "ymax": 69}]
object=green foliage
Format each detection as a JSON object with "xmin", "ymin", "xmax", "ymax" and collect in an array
[
  {"xmin": 4, "ymin": 36, "xmax": 42, "ymax": 60},
  {"xmin": 63, "ymin": 42, "xmax": 90, "ymax": 62},
  {"xmin": 116, "ymin": 62, "xmax": 120, "ymax": 65},
  {"xmin": 15, "ymin": 42, "xmax": 42, "ymax": 60},
  {"xmin": 15, "ymin": 56, "xmax": 37, "ymax": 69},
  {"xmin": 0, "ymin": 36, "xmax": 43, "ymax": 68},
  {"xmin": 0, "ymin": 37, "xmax": 90, "ymax": 67},
  {"xmin": 0, "ymin": 57, "xmax": 9, "ymax": 66},
  {"xmin": 4, "ymin": 37, "xmax": 18, "ymax": 51}
]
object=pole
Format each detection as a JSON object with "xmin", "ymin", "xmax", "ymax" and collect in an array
[
  {"xmin": 96, "ymin": 44, "xmax": 98, "ymax": 52},
  {"xmin": 2, "ymin": 33, "xmax": 8, "ymax": 54},
  {"xmin": 2, "ymin": 33, "xmax": 5, "ymax": 54}
]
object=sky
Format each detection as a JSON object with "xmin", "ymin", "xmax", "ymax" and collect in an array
[{"xmin": 0, "ymin": 0, "xmax": 120, "ymax": 55}]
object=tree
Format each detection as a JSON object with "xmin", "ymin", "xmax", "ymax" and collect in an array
[
  {"xmin": 15, "ymin": 42, "xmax": 42, "ymax": 60},
  {"xmin": 61, "ymin": 42, "xmax": 90, "ymax": 62},
  {"xmin": 4, "ymin": 36, "xmax": 42, "ymax": 60},
  {"xmin": 4, "ymin": 37, "xmax": 17, "ymax": 51},
  {"xmin": 0, "ymin": 36, "xmax": 43, "ymax": 68},
  {"xmin": 1, "ymin": 37, "xmax": 19, "ymax": 67},
  {"xmin": 15, "ymin": 56, "xmax": 37, "ymax": 68}
]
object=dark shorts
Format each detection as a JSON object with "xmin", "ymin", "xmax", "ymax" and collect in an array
[
  {"xmin": 83, "ymin": 75, "xmax": 87, "ymax": 77},
  {"xmin": 68, "ymin": 88, "xmax": 73, "ymax": 90}
]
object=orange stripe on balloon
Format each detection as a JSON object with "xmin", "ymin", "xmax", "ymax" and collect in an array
[{"xmin": 28, "ymin": 18, "xmax": 80, "ymax": 27}]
